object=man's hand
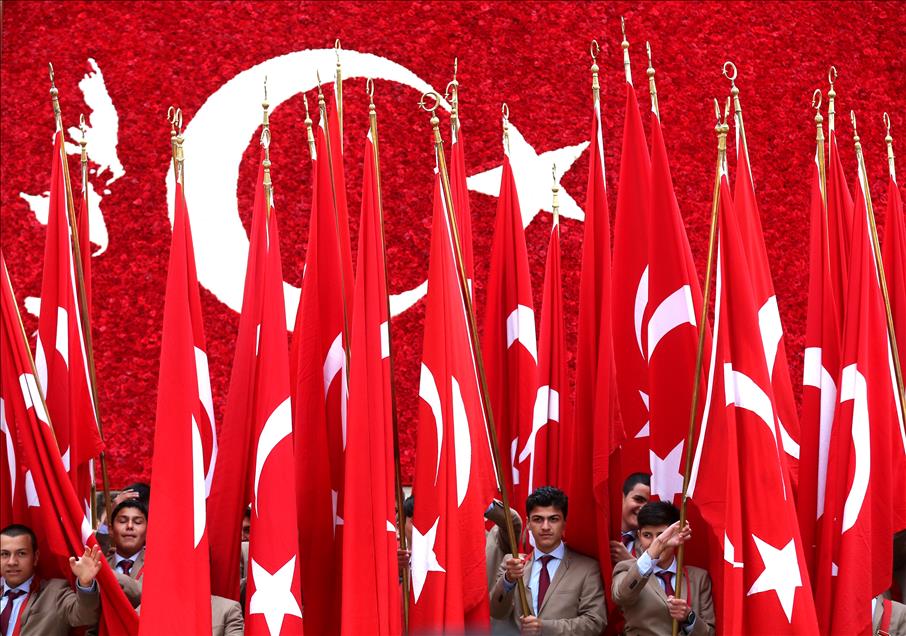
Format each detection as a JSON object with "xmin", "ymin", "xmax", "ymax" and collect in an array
[
  {"xmin": 503, "ymin": 554, "xmax": 526, "ymax": 583},
  {"xmin": 397, "ymin": 548, "xmax": 411, "ymax": 571},
  {"xmin": 610, "ymin": 540, "xmax": 633, "ymax": 564},
  {"xmin": 519, "ymin": 614, "xmax": 542, "ymax": 635},
  {"xmin": 69, "ymin": 545, "xmax": 103, "ymax": 587},
  {"xmin": 112, "ymin": 489, "xmax": 140, "ymax": 508},
  {"xmin": 648, "ymin": 521, "xmax": 692, "ymax": 559},
  {"xmin": 667, "ymin": 596, "xmax": 692, "ymax": 622}
]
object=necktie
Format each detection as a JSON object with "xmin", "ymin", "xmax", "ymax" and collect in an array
[
  {"xmin": 621, "ymin": 532, "xmax": 634, "ymax": 548},
  {"xmin": 655, "ymin": 571, "xmax": 675, "ymax": 597},
  {"xmin": 0, "ymin": 589, "xmax": 26, "ymax": 635},
  {"xmin": 120, "ymin": 559, "xmax": 134, "ymax": 576},
  {"xmin": 536, "ymin": 555, "xmax": 554, "ymax": 612}
]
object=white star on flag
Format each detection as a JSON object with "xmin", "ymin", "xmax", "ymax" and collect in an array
[
  {"xmin": 746, "ymin": 535, "xmax": 802, "ymax": 622},
  {"xmin": 248, "ymin": 556, "xmax": 303, "ymax": 635},
  {"xmin": 650, "ymin": 441, "xmax": 684, "ymax": 503},
  {"xmin": 467, "ymin": 123, "xmax": 589, "ymax": 226},
  {"xmin": 410, "ymin": 517, "xmax": 445, "ymax": 603}
]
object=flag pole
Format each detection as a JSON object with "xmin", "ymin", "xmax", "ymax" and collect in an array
[
  {"xmin": 851, "ymin": 112, "xmax": 906, "ymax": 433},
  {"xmin": 262, "ymin": 78, "xmax": 274, "ymax": 217},
  {"xmin": 827, "ymin": 67, "xmax": 838, "ymax": 133},
  {"xmin": 367, "ymin": 79, "xmax": 410, "ymax": 633},
  {"xmin": 672, "ymin": 98, "xmax": 730, "ymax": 636},
  {"xmin": 447, "ymin": 57, "xmax": 459, "ymax": 137},
  {"xmin": 813, "ymin": 90, "xmax": 827, "ymax": 206},
  {"xmin": 645, "ymin": 42, "xmax": 660, "ymax": 119},
  {"xmin": 303, "ymin": 94, "xmax": 317, "ymax": 161},
  {"xmin": 48, "ymin": 64, "xmax": 114, "ymax": 530},
  {"xmin": 418, "ymin": 91, "xmax": 533, "ymax": 617},
  {"xmin": 885, "ymin": 113, "xmax": 896, "ymax": 182},
  {"xmin": 316, "ymin": 73, "xmax": 352, "ymax": 379},
  {"xmin": 335, "ymin": 39, "xmax": 343, "ymax": 149},
  {"xmin": 621, "ymin": 17, "xmax": 632, "ymax": 85}
]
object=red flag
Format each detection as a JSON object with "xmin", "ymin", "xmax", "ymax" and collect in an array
[
  {"xmin": 798, "ymin": 138, "xmax": 842, "ymax": 581},
  {"xmin": 245, "ymin": 166, "xmax": 305, "ymax": 636},
  {"xmin": 1, "ymin": 252, "xmax": 138, "ymax": 635},
  {"xmin": 450, "ymin": 113, "xmax": 476, "ymax": 295},
  {"xmin": 566, "ymin": 89, "xmax": 617, "ymax": 571},
  {"xmin": 138, "ymin": 176, "xmax": 212, "ymax": 635},
  {"xmin": 293, "ymin": 108, "xmax": 354, "ymax": 636},
  {"xmin": 77, "ymin": 163, "xmax": 91, "ymax": 318},
  {"xmin": 482, "ymin": 140, "xmax": 537, "ymax": 507},
  {"xmin": 611, "ymin": 80, "xmax": 652, "ymax": 477},
  {"xmin": 646, "ymin": 113, "xmax": 708, "ymax": 506},
  {"xmin": 409, "ymin": 167, "xmax": 496, "ymax": 632},
  {"xmin": 825, "ymin": 128, "xmax": 854, "ymax": 326},
  {"xmin": 732, "ymin": 115, "xmax": 801, "ymax": 476},
  {"xmin": 207, "ymin": 159, "xmax": 268, "ymax": 600},
  {"xmin": 705, "ymin": 170, "xmax": 819, "ymax": 634},
  {"xmin": 34, "ymin": 127, "xmax": 101, "ymax": 521},
  {"xmin": 518, "ymin": 210, "xmax": 571, "ymax": 495},
  {"xmin": 882, "ymin": 164, "xmax": 906, "ymax": 380},
  {"xmin": 340, "ymin": 125, "xmax": 402, "ymax": 636},
  {"xmin": 815, "ymin": 155, "xmax": 906, "ymax": 636}
]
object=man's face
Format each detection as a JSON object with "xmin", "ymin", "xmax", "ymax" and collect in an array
[
  {"xmin": 0, "ymin": 534, "xmax": 38, "ymax": 587},
  {"xmin": 638, "ymin": 524, "xmax": 674, "ymax": 562},
  {"xmin": 622, "ymin": 483, "xmax": 651, "ymax": 531},
  {"xmin": 112, "ymin": 508, "xmax": 147, "ymax": 557},
  {"xmin": 241, "ymin": 516, "xmax": 251, "ymax": 542},
  {"xmin": 527, "ymin": 505, "xmax": 565, "ymax": 553}
]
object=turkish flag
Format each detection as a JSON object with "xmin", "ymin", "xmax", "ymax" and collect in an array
[
  {"xmin": 815, "ymin": 157, "xmax": 906, "ymax": 636},
  {"xmin": 35, "ymin": 127, "xmax": 101, "ymax": 521},
  {"xmin": 451, "ymin": 112, "xmax": 476, "ymax": 296},
  {"xmin": 340, "ymin": 123, "xmax": 402, "ymax": 636},
  {"xmin": 293, "ymin": 105, "xmax": 354, "ymax": 636},
  {"xmin": 139, "ymin": 175, "xmax": 213, "ymax": 635},
  {"xmin": 731, "ymin": 109, "xmax": 801, "ymax": 479},
  {"xmin": 881, "ymin": 169, "xmax": 906, "ymax": 380},
  {"xmin": 409, "ymin": 166, "xmax": 496, "ymax": 632},
  {"xmin": 797, "ymin": 137, "xmax": 843, "ymax": 582},
  {"xmin": 825, "ymin": 128, "xmax": 854, "ymax": 328},
  {"xmin": 482, "ymin": 145, "xmax": 538, "ymax": 507},
  {"xmin": 1, "ymin": 252, "xmax": 138, "ymax": 635}
]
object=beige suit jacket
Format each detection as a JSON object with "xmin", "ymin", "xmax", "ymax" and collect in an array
[
  {"xmin": 612, "ymin": 558, "xmax": 715, "ymax": 636},
  {"xmin": 16, "ymin": 578, "xmax": 100, "ymax": 636},
  {"xmin": 873, "ymin": 595, "xmax": 906, "ymax": 635},
  {"xmin": 489, "ymin": 545, "xmax": 607, "ymax": 636},
  {"xmin": 106, "ymin": 550, "xmax": 145, "ymax": 608},
  {"xmin": 212, "ymin": 595, "xmax": 244, "ymax": 636}
]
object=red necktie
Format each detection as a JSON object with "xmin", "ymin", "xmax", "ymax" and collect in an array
[
  {"xmin": 120, "ymin": 559, "xmax": 134, "ymax": 576},
  {"xmin": 536, "ymin": 555, "xmax": 554, "ymax": 611},
  {"xmin": 0, "ymin": 589, "xmax": 26, "ymax": 635},
  {"xmin": 655, "ymin": 571, "xmax": 675, "ymax": 597}
]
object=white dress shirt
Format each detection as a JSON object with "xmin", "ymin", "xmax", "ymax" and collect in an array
[
  {"xmin": 0, "ymin": 576, "xmax": 32, "ymax": 636},
  {"xmin": 504, "ymin": 541, "xmax": 566, "ymax": 615},
  {"xmin": 114, "ymin": 547, "xmax": 144, "ymax": 574}
]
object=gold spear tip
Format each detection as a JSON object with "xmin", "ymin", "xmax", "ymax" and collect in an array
[
  {"xmin": 884, "ymin": 112, "xmax": 892, "ymax": 143},
  {"xmin": 551, "ymin": 163, "xmax": 558, "ymax": 189},
  {"xmin": 646, "ymin": 41, "xmax": 655, "ymax": 75},
  {"xmin": 263, "ymin": 75, "xmax": 269, "ymax": 109},
  {"xmin": 812, "ymin": 89, "xmax": 824, "ymax": 124},
  {"xmin": 621, "ymin": 17, "xmax": 629, "ymax": 48},
  {"xmin": 590, "ymin": 39, "xmax": 600, "ymax": 70},
  {"xmin": 828, "ymin": 66, "xmax": 837, "ymax": 96},
  {"xmin": 335, "ymin": 38, "xmax": 342, "ymax": 61},
  {"xmin": 366, "ymin": 77, "xmax": 375, "ymax": 109},
  {"xmin": 79, "ymin": 113, "xmax": 88, "ymax": 139},
  {"xmin": 851, "ymin": 110, "xmax": 860, "ymax": 140},
  {"xmin": 315, "ymin": 69, "xmax": 324, "ymax": 95},
  {"xmin": 48, "ymin": 62, "xmax": 59, "ymax": 97}
]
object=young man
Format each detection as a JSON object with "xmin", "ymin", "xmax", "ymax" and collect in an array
[
  {"xmin": 610, "ymin": 473, "xmax": 651, "ymax": 565},
  {"xmin": 612, "ymin": 501, "xmax": 715, "ymax": 635},
  {"xmin": 490, "ymin": 486, "xmax": 607, "ymax": 635},
  {"xmin": 108, "ymin": 499, "xmax": 148, "ymax": 607},
  {"xmin": 0, "ymin": 524, "xmax": 103, "ymax": 636}
]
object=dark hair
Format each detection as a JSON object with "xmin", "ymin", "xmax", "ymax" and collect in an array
[
  {"xmin": 113, "ymin": 498, "xmax": 149, "ymax": 520},
  {"xmin": 403, "ymin": 496, "xmax": 414, "ymax": 520},
  {"xmin": 243, "ymin": 506, "xmax": 251, "ymax": 520},
  {"xmin": 622, "ymin": 472, "xmax": 651, "ymax": 496},
  {"xmin": 526, "ymin": 486, "xmax": 568, "ymax": 519},
  {"xmin": 0, "ymin": 524, "xmax": 37, "ymax": 551},
  {"xmin": 123, "ymin": 482, "xmax": 151, "ymax": 505},
  {"xmin": 636, "ymin": 501, "xmax": 680, "ymax": 529}
]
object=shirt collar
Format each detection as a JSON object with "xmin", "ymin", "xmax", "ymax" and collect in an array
[
  {"xmin": 1, "ymin": 575, "xmax": 34, "ymax": 595},
  {"xmin": 536, "ymin": 541, "xmax": 566, "ymax": 561},
  {"xmin": 652, "ymin": 556, "xmax": 677, "ymax": 576},
  {"xmin": 115, "ymin": 547, "xmax": 144, "ymax": 564}
]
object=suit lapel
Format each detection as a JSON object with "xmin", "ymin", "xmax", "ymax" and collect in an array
[
  {"xmin": 133, "ymin": 549, "xmax": 145, "ymax": 578},
  {"xmin": 17, "ymin": 579, "xmax": 42, "ymax": 630},
  {"xmin": 538, "ymin": 549, "xmax": 569, "ymax": 616},
  {"xmin": 649, "ymin": 570, "xmax": 671, "ymax": 609}
]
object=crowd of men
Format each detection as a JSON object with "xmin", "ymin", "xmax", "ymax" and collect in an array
[{"xmin": 2, "ymin": 474, "xmax": 905, "ymax": 635}]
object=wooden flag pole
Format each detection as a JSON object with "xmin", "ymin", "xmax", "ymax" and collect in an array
[
  {"xmin": 672, "ymin": 98, "xmax": 729, "ymax": 636},
  {"xmin": 367, "ymin": 79, "xmax": 411, "ymax": 633},
  {"xmin": 303, "ymin": 94, "xmax": 317, "ymax": 161},
  {"xmin": 262, "ymin": 79, "xmax": 273, "ymax": 218},
  {"xmin": 335, "ymin": 39, "xmax": 344, "ymax": 149},
  {"xmin": 316, "ymin": 74, "xmax": 352, "ymax": 381},
  {"xmin": 418, "ymin": 91, "xmax": 532, "ymax": 617},
  {"xmin": 48, "ymin": 64, "xmax": 114, "ymax": 530},
  {"xmin": 851, "ymin": 112, "xmax": 906, "ymax": 433}
]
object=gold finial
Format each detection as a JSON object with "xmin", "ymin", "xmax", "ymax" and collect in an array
[
  {"xmin": 174, "ymin": 119, "xmax": 186, "ymax": 185},
  {"xmin": 715, "ymin": 97, "xmax": 730, "ymax": 157},
  {"xmin": 418, "ymin": 90, "xmax": 443, "ymax": 145},
  {"xmin": 723, "ymin": 61, "xmax": 741, "ymax": 115},
  {"xmin": 621, "ymin": 17, "xmax": 632, "ymax": 85},
  {"xmin": 851, "ymin": 110, "xmax": 859, "ymax": 146},
  {"xmin": 261, "ymin": 126, "xmax": 272, "ymax": 203},
  {"xmin": 551, "ymin": 163, "xmax": 560, "ymax": 226},
  {"xmin": 590, "ymin": 39, "xmax": 600, "ymax": 104},
  {"xmin": 78, "ymin": 113, "xmax": 88, "ymax": 163},
  {"xmin": 167, "ymin": 106, "xmax": 183, "ymax": 171},
  {"xmin": 501, "ymin": 103, "xmax": 510, "ymax": 155},
  {"xmin": 812, "ymin": 89, "xmax": 827, "ymax": 204},
  {"xmin": 48, "ymin": 62, "xmax": 62, "ymax": 127},
  {"xmin": 262, "ymin": 75, "xmax": 270, "ymax": 129},
  {"xmin": 884, "ymin": 112, "xmax": 896, "ymax": 181},
  {"xmin": 334, "ymin": 39, "xmax": 343, "ymax": 148},
  {"xmin": 302, "ymin": 93, "xmax": 316, "ymax": 160},
  {"xmin": 446, "ymin": 57, "xmax": 460, "ymax": 128},
  {"xmin": 366, "ymin": 77, "xmax": 375, "ymax": 117},
  {"xmin": 335, "ymin": 38, "xmax": 341, "ymax": 61},
  {"xmin": 646, "ymin": 41, "xmax": 660, "ymax": 119},
  {"xmin": 827, "ymin": 66, "xmax": 838, "ymax": 132}
]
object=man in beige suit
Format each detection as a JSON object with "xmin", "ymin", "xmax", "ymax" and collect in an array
[
  {"xmin": 490, "ymin": 486, "xmax": 607, "ymax": 635},
  {"xmin": 610, "ymin": 472, "xmax": 650, "ymax": 565},
  {"xmin": 613, "ymin": 501, "xmax": 715, "ymax": 636},
  {"xmin": 107, "ymin": 499, "xmax": 147, "ymax": 607},
  {"xmin": 0, "ymin": 524, "xmax": 103, "ymax": 636},
  {"xmin": 873, "ymin": 593, "xmax": 906, "ymax": 635}
]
